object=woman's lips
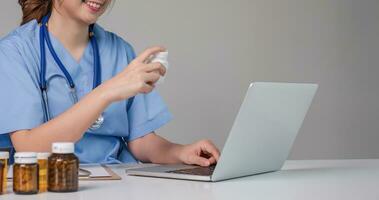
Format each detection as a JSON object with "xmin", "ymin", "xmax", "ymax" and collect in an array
[{"xmin": 84, "ymin": 1, "xmax": 103, "ymax": 13}]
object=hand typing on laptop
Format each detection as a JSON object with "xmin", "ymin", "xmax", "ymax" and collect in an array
[
  {"xmin": 128, "ymin": 133, "xmax": 220, "ymax": 167},
  {"xmin": 176, "ymin": 140, "xmax": 220, "ymax": 167}
]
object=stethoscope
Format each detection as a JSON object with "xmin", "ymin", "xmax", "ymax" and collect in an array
[{"xmin": 39, "ymin": 14, "xmax": 104, "ymax": 130}]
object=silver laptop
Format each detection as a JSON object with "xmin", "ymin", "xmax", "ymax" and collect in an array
[{"xmin": 126, "ymin": 82, "xmax": 318, "ymax": 182}]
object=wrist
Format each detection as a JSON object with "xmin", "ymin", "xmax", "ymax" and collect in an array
[
  {"xmin": 92, "ymin": 85, "xmax": 113, "ymax": 106},
  {"xmin": 170, "ymin": 143, "xmax": 185, "ymax": 163}
]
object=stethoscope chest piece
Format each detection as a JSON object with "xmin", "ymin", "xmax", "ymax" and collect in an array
[{"xmin": 89, "ymin": 114, "xmax": 104, "ymax": 131}]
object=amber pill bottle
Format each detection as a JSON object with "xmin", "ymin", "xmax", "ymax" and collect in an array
[
  {"xmin": 37, "ymin": 152, "xmax": 51, "ymax": 193},
  {"xmin": 48, "ymin": 143, "xmax": 79, "ymax": 192},
  {"xmin": 0, "ymin": 151, "xmax": 9, "ymax": 194},
  {"xmin": 13, "ymin": 152, "xmax": 39, "ymax": 194},
  {"xmin": 0, "ymin": 162, "xmax": 3, "ymax": 195}
]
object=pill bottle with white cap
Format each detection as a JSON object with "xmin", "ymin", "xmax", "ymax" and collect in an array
[
  {"xmin": 37, "ymin": 152, "xmax": 51, "ymax": 193},
  {"xmin": 48, "ymin": 142, "xmax": 78, "ymax": 192},
  {"xmin": 13, "ymin": 152, "xmax": 39, "ymax": 194},
  {"xmin": 0, "ymin": 151, "xmax": 9, "ymax": 194},
  {"xmin": 149, "ymin": 51, "xmax": 169, "ymax": 85}
]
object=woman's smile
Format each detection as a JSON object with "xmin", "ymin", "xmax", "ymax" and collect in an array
[{"xmin": 83, "ymin": 0, "xmax": 105, "ymax": 13}]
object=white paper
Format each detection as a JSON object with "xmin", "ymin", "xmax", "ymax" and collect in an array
[
  {"xmin": 79, "ymin": 164, "xmax": 110, "ymax": 177},
  {"xmin": 7, "ymin": 164, "xmax": 111, "ymax": 179}
]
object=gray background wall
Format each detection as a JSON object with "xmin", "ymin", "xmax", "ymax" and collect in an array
[{"xmin": 0, "ymin": 0, "xmax": 377, "ymax": 159}]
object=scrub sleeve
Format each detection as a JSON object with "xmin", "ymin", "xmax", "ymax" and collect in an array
[
  {"xmin": 0, "ymin": 39, "xmax": 44, "ymax": 162},
  {"xmin": 0, "ymin": 41, "xmax": 44, "ymax": 135}
]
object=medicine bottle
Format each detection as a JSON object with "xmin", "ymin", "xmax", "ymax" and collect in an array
[
  {"xmin": 0, "ymin": 151, "xmax": 9, "ymax": 194},
  {"xmin": 13, "ymin": 152, "xmax": 39, "ymax": 194},
  {"xmin": 37, "ymin": 152, "xmax": 51, "ymax": 193},
  {"xmin": 0, "ymin": 162, "xmax": 3, "ymax": 195},
  {"xmin": 48, "ymin": 142, "xmax": 79, "ymax": 192}
]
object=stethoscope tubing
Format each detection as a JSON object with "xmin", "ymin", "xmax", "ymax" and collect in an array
[{"xmin": 38, "ymin": 14, "xmax": 102, "ymax": 127}]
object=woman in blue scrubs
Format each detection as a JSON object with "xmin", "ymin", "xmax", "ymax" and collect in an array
[{"xmin": 0, "ymin": 0, "xmax": 220, "ymax": 166}]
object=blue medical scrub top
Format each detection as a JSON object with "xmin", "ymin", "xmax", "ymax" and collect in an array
[{"xmin": 0, "ymin": 20, "xmax": 172, "ymax": 164}]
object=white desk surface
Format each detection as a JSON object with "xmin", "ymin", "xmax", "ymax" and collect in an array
[{"xmin": 2, "ymin": 159, "xmax": 379, "ymax": 200}]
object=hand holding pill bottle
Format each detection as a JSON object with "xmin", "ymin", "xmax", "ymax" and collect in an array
[{"xmin": 148, "ymin": 51, "xmax": 169, "ymax": 85}]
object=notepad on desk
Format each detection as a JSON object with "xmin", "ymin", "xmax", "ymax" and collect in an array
[
  {"xmin": 79, "ymin": 164, "xmax": 121, "ymax": 180},
  {"xmin": 7, "ymin": 164, "xmax": 121, "ymax": 181}
]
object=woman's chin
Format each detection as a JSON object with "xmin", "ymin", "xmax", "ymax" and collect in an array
[{"xmin": 80, "ymin": 14, "xmax": 99, "ymax": 25}]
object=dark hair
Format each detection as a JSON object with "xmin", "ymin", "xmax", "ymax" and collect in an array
[{"xmin": 18, "ymin": 0, "xmax": 53, "ymax": 25}]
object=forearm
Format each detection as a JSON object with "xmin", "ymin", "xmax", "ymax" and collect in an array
[
  {"xmin": 128, "ymin": 133, "xmax": 183, "ymax": 164},
  {"xmin": 11, "ymin": 87, "xmax": 110, "ymax": 152}
]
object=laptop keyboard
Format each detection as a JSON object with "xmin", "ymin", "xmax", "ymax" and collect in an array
[{"xmin": 167, "ymin": 165, "xmax": 216, "ymax": 176}]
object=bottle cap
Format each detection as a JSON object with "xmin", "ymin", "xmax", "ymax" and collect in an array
[
  {"xmin": 0, "ymin": 151, "xmax": 9, "ymax": 159},
  {"xmin": 14, "ymin": 152, "xmax": 37, "ymax": 164},
  {"xmin": 52, "ymin": 142, "xmax": 75, "ymax": 154},
  {"xmin": 37, "ymin": 152, "xmax": 51, "ymax": 159}
]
